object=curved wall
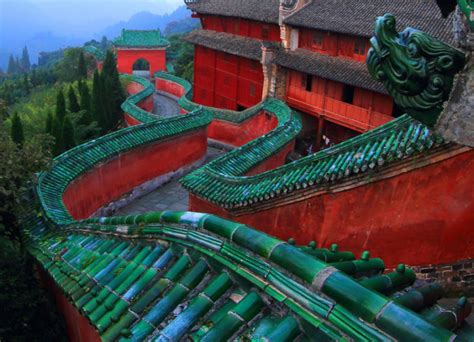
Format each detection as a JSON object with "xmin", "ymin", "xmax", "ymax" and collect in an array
[{"xmin": 190, "ymin": 149, "xmax": 474, "ymax": 269}]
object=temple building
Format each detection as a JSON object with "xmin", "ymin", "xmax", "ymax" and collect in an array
[
  {"xmin": 113, "ymin": 29, "xmax": 170, "ymax": 77},
  {"xmin": 184, "ymin": 0, "xmax": 454, "ymax": 147}
]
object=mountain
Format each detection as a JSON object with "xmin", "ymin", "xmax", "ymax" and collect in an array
[{"xmin": 100, "ymin": 6, "xmax": 196, "ymax": 39}]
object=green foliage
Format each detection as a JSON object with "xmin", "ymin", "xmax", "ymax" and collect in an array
[
  {"xmin": 92, "ymin": 69, "xmax": 107, "ymax": 133},
  {"xmin": 45, "ymin": 110, "xmax": 53, "ymax": 134},
  {"xmin": 78, "ymin": 51, "xmax": 87, "ymax": 80},
  {"xmin": 78, "ymin": 80, "xmax": 92, "ymax": 124},
  {"xmin": 101, "ymin": 50, "xmax": 125, "ymax": 131},
  {"xmin": 167, "ymin": 35, "xmax": 194, "ymax": 82},
  {"xmin": 21, "ymin": 46, "xmax": 31, "ymax": 72},
  {"xmin": 55, "ymin": 88, "xmax": 66, "ymax": 122},
  {"xmin": 133, "ymin": 59, "xmax": 150, "ymax": 71},
  {"xmin": 54, "ymin": 48, "xmax": 95, "ymax": 83},
  {"xmin": 0, "ymin": 126, "xmax": 65, "ymax": 340},
  {"xmin": 61, "ymin": 115, "xmax": 76, "ymax": 150},
  {"xmin": 10, "ymin": 112, "xmax": 24, "ymax": 146},
  {"xmin": 67, "ymin": 85, "xmax": 80, "ymax": 113},
  {"xmin": 51, "ymin": 115, "xmax": 63, "ymax": 155}
]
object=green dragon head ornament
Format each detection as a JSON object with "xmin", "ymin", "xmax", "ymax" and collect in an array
[{"xmin": 367, "ymin": 14, "xmax": 466, "ymax": 126}]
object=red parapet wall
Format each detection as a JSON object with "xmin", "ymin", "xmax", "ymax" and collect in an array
[
  {"xmin": 37, "ymin": 267, "xmax": 101, "ymax": 342},
  {"xmin": 156, "ymin": 78, "xmax": 186, "ymax": 98},
  {"xmin": 124, "ymin": 82, "xmax": 155, "ymax": 127},
  {"xmin": 190, "ymin": 149, "xmax": 474, "ymax": 269},
  {"xmin": 209, "ymin": 111, "xmax": 278, "ymax": 147},
  {"xmin": 116, "ymin": 49, "xmax": 166, "ymax": 77},
  {"xmin": 63, "ymin": 129, "xmax": 208, "ymax": 220}
]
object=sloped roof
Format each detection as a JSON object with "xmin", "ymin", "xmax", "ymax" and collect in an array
[
  {"xmin": 113, "ymin": 29, "xmax": 170, "ymax": 48},
  {"xmin": 25, "ymin": 210, "xmax": 472, "ymax": 341},
  {"xmin": 186, "ymin": 0, "xmax": 280, "ymax": 23},
  {"xmin": 183, "ymin": 29, "xmax": 264, "ymax": 60},
  {"xmin": 284, "ymin": 0, "xmax": 454, "ymax": 44},
  {"xmin": 275, "ymin": 48, "xmax": 388, "ymax": 94}
]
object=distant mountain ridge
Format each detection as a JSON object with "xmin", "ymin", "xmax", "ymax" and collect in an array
[{"xmin": 100, "ymin": 6, "xmax": 196, "ymax": 39}]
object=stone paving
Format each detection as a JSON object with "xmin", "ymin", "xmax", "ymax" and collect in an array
[
  {"xmin": 153, "ymin": 93, "xmax": 181, "ymax": 117},
  {"xmin": 116, "ymin": 146, "xmax": 225, "ymax": 215}
]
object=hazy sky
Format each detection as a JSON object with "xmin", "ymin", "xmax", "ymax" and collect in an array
[{"xmin": 0, "ymin": 0, "xmax": 185, "ymax": 37}]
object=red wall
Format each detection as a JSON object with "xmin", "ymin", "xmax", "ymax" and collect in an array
[
  {"xmin": 287, "ymin": 70, "xmax": 393, "ymax": 132},
  {"xmin": 116, "ymin": 49, "xmax": 166, "ymax": 77},
  {"xmin": 124, "ymin": 82, "xmax": 155, "ymax": 126},
  {"xmin": 193, "ymin": 46, "xmax": 264, "ymax": 110},
  {"xmin": 189, "ymin": 149, "xmax": 474, "ymax": 268},
  {"xmin": 201, "ymin": 15, "xmax": 280, "ymax": 42},
  {"xmin": 63, "ymin": 129, "xmax": 208, "ymax": 220},
  {"xmin": 299, "ymin": 29, "xmax": 370, "ymax": 63},
  {"xmin": 208, "ymin": 111, "xmax": 278, "ymax": 147},
  {"xmin": 156, "ymin": 78, "xmax": 186, "ymax": 98},
  {"xmin": 38, "ymin": 267, "xmax": 101, "ymax": 342}
]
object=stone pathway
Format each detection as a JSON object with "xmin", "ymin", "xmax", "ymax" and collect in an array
[
  {"xmin": 153, "ymin": 93, "xmax": 181, "ymax": 117},
  {"xmin": 116, "ymin": 147, "xmax": 225, "ymax": 215}
]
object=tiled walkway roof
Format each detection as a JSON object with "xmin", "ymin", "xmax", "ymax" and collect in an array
[
  {"xmin": 114, "ymin": 29, "xmax": 170, "ymax": 48},
  {"xmin": 186, "ymin": 0, "xmax": 280, "ymax": 24},
  {"xmin": 24, "ymin": 211, "xmax": 472, "ymax": 341},
  {"xmin": 284, "ymin": 0, "xmax": 455, "ymax": 44}
]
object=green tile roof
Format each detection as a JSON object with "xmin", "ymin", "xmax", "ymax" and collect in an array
[
  {"xmin": 113, "ymin": 29, "xmax": 170, "ymax": 48},
  {"xmin": 22, "ymin": 210, "xmax": 472, "ymax": 341},
  {"xmin": 181, "ymin": 114, "xmax": 447, "ymax": 209},
  {"xmin": 83, "ymin": 45, "xmax": 106, "ymax": 61}
]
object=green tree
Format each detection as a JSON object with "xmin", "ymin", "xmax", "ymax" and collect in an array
[
  {"xmin": 7, "ymin": 55, "xmax": 16, "ymax": 75},
  {"xmin": 102, "ymin": 50, "xmax": 124, "ymax": 130},
  {"xmin": 45, "ymin": 110, "xmax": 53, "ymax": 134},
  {"xmin": 10, "ymin": 112, "xmax": 24, "ymax": 147},
  {"xmin": 92, "ymin": 69, "xmax": 107, "ymax": 133},
  {"xmin": 51, "ymin": 115, "xmax": 63, "ymax": 155},
  {"xmin": 61, "ymin": 115, "xmax": 76, "ymax": 151},
  {"xmin": 0, "ymin": 128, "xmax": 66, "ymax": 340},
  {"xmin": 23, "ymin": 73, "xmax": 30, "ymax": 95},
  {"xmin": 78, "ymin": 51, "xmax": 87, "ymax": 79},
  {"xmin": 67, "ymin": 85, "xmax": 80, "ymax": 113},
  {"xmin": 79, "ymin": 81, "xmax": 92, "ymax": 125},
  {"xmin": 55, "ymin": 89, "xmax": 66, "ymax": 122},
  {"xmin": 21, "ymin": 46, "xmax": 31, "ymax": 72}
]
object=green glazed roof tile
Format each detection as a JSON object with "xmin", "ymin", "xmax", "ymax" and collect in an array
[{"xmin": 113, "ymin": 29, "xmax": 170, "ymax": 48}]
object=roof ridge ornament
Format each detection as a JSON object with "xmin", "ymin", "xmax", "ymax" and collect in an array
[{"xmin": 367, "ymin": 14, "xmax": 466, "ymax": 126}]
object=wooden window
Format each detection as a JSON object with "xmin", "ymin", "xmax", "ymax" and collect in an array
[
  {"xmin": 342, "ymin": 85, "xmax": 355, "ymax": 104},
  {"xmin": 312, "ymin": 32, "xmax": 324, "ymax": 48},
  {"xmin": 223, "ymin": 53, "xmax": 231, "ymax": 61},
  {"xmin": 224, "ymin": 75, "xmax": 231, "ymax": 85},
  {"xmin": 233, "ymin": 20, "xmax": 240, "ymax": 34},
  {"xmin": 249, "ymin": 84, "xmax": 257, "ymax": 97},
  {"xmin": 302, "ymin": 74, "xmax": 313, "ymax": 92},
  {"xmin": 262, "ymin": 25, "xmax": 270, "ymax": 40},
  {"xmin": 200, "ymin": 89, "xmax": 206, "ymax": 98},
  {"xmin": 354, "ymin": 39, "xmax": 366, "ymax": 55}
]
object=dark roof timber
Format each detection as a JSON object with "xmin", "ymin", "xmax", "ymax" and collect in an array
[
  {"xmin": 186, "ymin": 0, "xmax": 281, "ymax": 24},
  {"xmin": 284, "ymin": 0, "xmax": 455, "ymax": 44}
]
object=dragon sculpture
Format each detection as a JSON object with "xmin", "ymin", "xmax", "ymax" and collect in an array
[{"xmin": 366, "ymin": 14, "xmax": 466, "ymax": 126}]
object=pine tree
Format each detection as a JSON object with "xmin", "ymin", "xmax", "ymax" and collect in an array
[
  {"xmin": 23, "ymin": 74, "xmax": 30, "ymax": 95},
  {"xmin": 21, "ymin": 46, "xmax": 31, "ymax": 72},
  {"xmin": 55, "ymin": 89, "xmax": 66, "ymax": 122},
  {"xmin": 92, "ymin": 70, "xmax": 107, "ymax": 133},
  {"xmin": 10, "ymin": 112, "xmax": 24, "ymax": 147},
  {"xmin": 79, "ymin": 81, "xmax": 92, "ymax": 125},
  {"xmin": 67, "ymin": 85, "xmax": 80, "ymax": 113},
  {"xmin": 102, "ymin": 50, "xmax": 124, "ymax": 130},
  {"xmin": 15, "ymin": 57, "xmax": 22, "ymax": 74},
  {"xmin": 45, "ymin": 111, "xmax": 53, "ymax": 134},
  {"xmin": 7, "ymin": 55, "xmax": 15, "ymax": 75},
  {"xmin": 51, "ymin": 115, "xmax": 63, "ymax": 155},
  {"xmin": 78, "ymin": 51, "xmax": 87, "ymax": 79},
  {"xmin": 61, "ymin": 116, "xmax": 76, "ymax": 151}
]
